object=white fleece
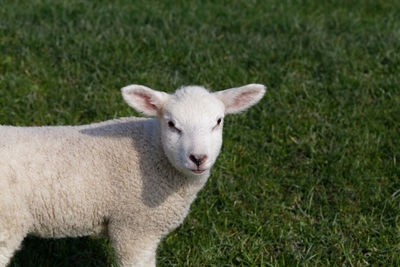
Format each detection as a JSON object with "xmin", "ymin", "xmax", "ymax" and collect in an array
[{"xmin": 0, "ymin": 83, "xmax": 265, "ymax": 267}]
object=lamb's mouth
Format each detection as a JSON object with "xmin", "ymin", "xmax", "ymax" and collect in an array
[{"xmin": 191, "ymin": 169, "xmax": 206, "ymax": 174}]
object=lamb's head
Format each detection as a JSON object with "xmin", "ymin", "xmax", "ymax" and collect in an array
[{"xmin": 121, "ymin": 84, "xmax": 266, "ymax": 177}]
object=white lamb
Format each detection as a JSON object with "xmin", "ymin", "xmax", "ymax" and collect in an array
[{"xmin": 0, "ymin": 83, "xmax": 265, "ymax": 267}]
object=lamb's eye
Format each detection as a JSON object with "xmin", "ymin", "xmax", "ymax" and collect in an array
[
  {"xmin": 168, "ymin": 121, "xmax": 182, "ymax": 133},
  {"xmin": 213, "ymin": 118, "xmax": 223, "ymax": 130}
]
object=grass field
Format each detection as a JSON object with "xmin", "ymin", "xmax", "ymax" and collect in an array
[{"xmin": 1, "ymin": 0, "xmax": 399, "ymax": 266}]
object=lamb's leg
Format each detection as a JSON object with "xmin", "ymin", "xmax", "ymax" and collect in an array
[
  {"xmin": 0, "ymin": 195, "xmax": 29, "ymax": 267},
  {"xmin": 109, "ymin": 226, "xmax": 160, "ymax": 267},
  {"xmin": 0, "ymin": 231, "xmax": 25, "ymax": 267}
]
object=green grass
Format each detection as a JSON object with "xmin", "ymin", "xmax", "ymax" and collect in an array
[{"xmin": 1, "ymin": 0, "xmax": 400, "ymax": 266}]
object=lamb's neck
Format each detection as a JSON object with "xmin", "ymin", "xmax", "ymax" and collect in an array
[{"xmin": 181, "ymin": 172, "xmax": 209, "ymax": 200}]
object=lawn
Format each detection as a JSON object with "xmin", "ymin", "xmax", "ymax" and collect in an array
[{"xmin": 1, "ymin": 0, "xmax": 399, "ymax": 266}]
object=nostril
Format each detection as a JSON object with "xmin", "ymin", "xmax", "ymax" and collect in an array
[
  {"xmin": 189, "ymin": 155, "xmax": 197, "ymax": 165},
  {"xmin": 189, "ymin": 154, "xmax": 208, "ymax": 167},
  {"xmin": 199, "ymin": 155, "xmax": 207, "ymax": 164}
]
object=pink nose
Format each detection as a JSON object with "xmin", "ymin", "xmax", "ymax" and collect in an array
[{"xmin": 189, "ymin": 154, "xmax": 208, "ymax": 167}]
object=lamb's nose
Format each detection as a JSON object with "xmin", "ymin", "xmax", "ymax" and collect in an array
[{"xmin": 189, "ymin": 154, "xmax": 207, "ymax": 167}]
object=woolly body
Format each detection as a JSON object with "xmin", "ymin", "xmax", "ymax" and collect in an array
[{"xmin": 0, "ymin": 84, "xmax": 265, "ymax": 266}]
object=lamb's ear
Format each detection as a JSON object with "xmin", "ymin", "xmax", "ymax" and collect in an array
[
  {"xmin": 121, "ymin": 85, "xmax": 170, "ymax": 116},
  {"xmin": 214, "ymin": 84, "xmax": 266, "ymax": 114}
]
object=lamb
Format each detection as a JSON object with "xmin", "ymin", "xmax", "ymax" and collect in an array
[{"xmin": 0, "ymin": 83, "xmax": 265, "ymax": 267}]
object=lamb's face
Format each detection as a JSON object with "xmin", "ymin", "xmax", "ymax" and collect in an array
[
  {"xmin": 160, "ymin": 87, "xmax": 225, "ymax": 176},
  {"xmin": 121, "ymin": 83, "xmax": 266, "ymax": 177}
]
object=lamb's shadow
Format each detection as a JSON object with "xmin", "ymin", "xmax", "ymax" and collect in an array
[
  {"xmin": 10, "ymin": 236, "xmax": 113, "ymax": 267},
  {"xmin": 80, "ymin": 119, "xmax": 183, "ymax": 208}
]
